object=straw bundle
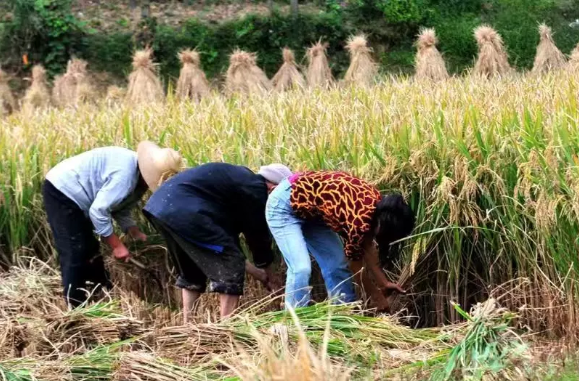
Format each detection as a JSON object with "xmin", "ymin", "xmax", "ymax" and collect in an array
[
  {"xmin": 414, "ymin": 28, "xmax": 449, "ymax": 81},
  {"xmin": 570, "ymin": 43, "xmax": 579, "ymax": 71},
  {"xmin": 306, "ymin": 42, "xmax": 334, "ymax": 89},
  {"xmin": 105, "ymin": 85, "xmax": 126, "ymax": 104},
  {"xmin": 344, "ymin": 35, "xmax": 377, "ymax": 87},
  {"xmin": 0, "ymin": 69, "xmax": 16, "ymax": 116},
  {"xmin": 175, "ymin": 49, "xmax": 211, "ymax": 101},
  {"xmin": 22, "ymin": 65, "xmax": 51, "ymax": 110},
  {"xmin": 126, "ymin": 49, "xmax": 165, "ymax": 105},
  {"xmin": 532, "ymin": 24, "xmax": 567, "ymax": 73},
  {"xmin": 52, "ymin": 58, "xmax": 93, "ymax": 107},
  {"xmin": 225, "ymin": 49, "xmax": 272, "ymax": 95},
  {"xmin": 473, "ymin": 25, "xmax": 511, "ymax": 78},
  {"xmin": 272, "ymin": 48, "xmax": 306, "ymax": 91}
]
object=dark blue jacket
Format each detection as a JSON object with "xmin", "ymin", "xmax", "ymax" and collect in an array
[{"xmin": 143, "ymin": 163, "xmax": 274, "ymax": 268}]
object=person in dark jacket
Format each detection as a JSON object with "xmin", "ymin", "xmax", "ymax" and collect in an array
[{"xmin": 143, "ymin": 162, "xmax": 291, "ymax": 320}]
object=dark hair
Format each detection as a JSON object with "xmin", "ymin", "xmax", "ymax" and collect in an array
[{"xmin": 372, "ymin": 193, "xmax": 415, "ymax": 264}]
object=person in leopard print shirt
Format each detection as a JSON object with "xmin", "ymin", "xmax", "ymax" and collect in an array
[{"xmin": 266, "ymin": 170, "xmax": 415, "ymax": 309}]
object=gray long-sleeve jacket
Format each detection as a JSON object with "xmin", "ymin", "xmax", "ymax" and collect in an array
[{"xmin": 45, "ymin": 147, "xmax": 146, "ymax": 237}]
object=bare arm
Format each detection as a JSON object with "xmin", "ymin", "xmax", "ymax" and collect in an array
[{"xmin": 362, "ymin": 237, "xmax": 406, "ymax": 295}]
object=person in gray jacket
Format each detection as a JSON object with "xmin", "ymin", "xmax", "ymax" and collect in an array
[{"xmin": 43, "ymin": 142, "xmax": 182, "ymax": 307}]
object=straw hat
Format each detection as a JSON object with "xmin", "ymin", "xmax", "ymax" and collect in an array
[{"xmin": 137, "ymin": 141, "xmax": 183, "ymax": 192}]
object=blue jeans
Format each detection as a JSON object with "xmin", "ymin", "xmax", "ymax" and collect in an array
[{"xmin": 266, "ymin": 178, "xmax": 357, "ymax": 308}]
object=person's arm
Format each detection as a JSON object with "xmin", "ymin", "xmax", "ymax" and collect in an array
[
  {"xmin": 89, "ymin": 174, "xmax": 136, "ymax": 261},
  {"xmin": 361, "ymin": 236, "xmax": 406, "ymax": 295}
]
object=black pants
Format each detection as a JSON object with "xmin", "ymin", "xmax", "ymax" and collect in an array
[
  {"xmin": 145, "ymin": 213, "xmax": 245, "ymax": 295},
  {"xmin": 43, "ymin": 180, "xmax": 111, "ymax": 307}
]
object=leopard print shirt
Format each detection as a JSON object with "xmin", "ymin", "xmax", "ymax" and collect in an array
[{"xmin": 290, "ymin": 171, "xmax": 382, "ymax": 260}]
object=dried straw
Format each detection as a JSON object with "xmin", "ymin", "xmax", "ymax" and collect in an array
[
  {"xmin": 225, "ymin": 49, "xmax": 272, "ymax": 95},
  {"xmin": 272, "ymin": 48, "xmax": 306, "ymax": 92},
  {"xmin": 473, "ymin": 25, "xmax": 511, "ymax": 78},
  {"xmin": 306, "ymin": 42, "xmax": 334, "ymax": 89},
  {"xmin": 0, "ymin": 69, "xmax": 16, "ymax": 116},
  {"xmin": 344, "ymin": 35, "xmax": 377, "ymax": 87},
  {"xmin": 126, "ymin": 49, "xmax": 165, "ymax": 105},
  {"xmin": 532, "ymin": 24, "xmax": 567, "ymax": 73},
  {"xmin": 105, "ymin": 85, "xmax": 126, "ymax": 105},
  {"xmin": 414, "ymin": 28, "xmax": 448, "ymax": 81},
  {"xmin": 570, "ymin": 43, "xmax": 579, "ymax": 71},
  {"xmin": 22, "ymin": 65, "xmax": 51, "ymax": 110},
  {"xmin": 176, "ymin": 49, "xmax": 211, "ymax": 101},
  {"xmin": 52, "ymin": 58, "xmax": 93, "ymax": 107}
]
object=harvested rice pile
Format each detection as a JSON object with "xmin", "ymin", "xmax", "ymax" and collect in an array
[
  {"xmin": 0, "ymin": 69, "xmax": 16, "ymax": 116},
  {"xmin": 414, "ymin": 28, "xmax": 448, "ymax": 81},
  {"xmin": 473, "ymin": 25, "xmax": 511, "ymax": 78},
  {"xmin": 126, "ymin": 49, "xmax": 165, "ymax": 105},
  {"xmin": 532, "ymin": 24, "xmax": 567, "ymax": 74},
  {"xmin": 22, "ymin": 65, "xmax": 51, "ymax": 111},
  {"xmin": 306, "ymin": 42, "xmax": 334, "ymax": 89},
  {"xmin": 272, "ymin": 48, "xmax": 306, "ymax": 91},
  {"xmin": 52, "ymin": 58, "xmax": 93, "ymax": 107},
  {"xmin": 175, "ymin": 49, "xmax": 211, "ymax": 101},
  {"xmin": 0, "ymin": 260, "xmax": 550, "ymax": 380},
  {"xmin": 344, "ymin": 35, "xmax": 377, "ymax": 88},
  {"xmin": 225, "ymin": 49, "xmax": 272, "ymax": 95}
]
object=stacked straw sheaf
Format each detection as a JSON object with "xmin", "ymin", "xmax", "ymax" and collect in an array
[
  {"xmin": 225, "ymin": 49, "xmax": 272, "ymax": 95},
  {"xmin": 126, "ymin": 49, "xmax": 165, "ymax": 105},
  {"xmin": 344, "ymin": 35, "xmax": 377, "ymax": 88},
  {"xmin": 532, "ymin": 24, "xmax": 567, "ymax": 73},
  {"xmin": 52, "ymin": 58, "xmax": 93, "ymax": 107},
  {"xmin": 22, "ymin": 65, "xmax": 51, "ymax": 111},
  {"xmin": 570, "ymin": 43, "xmax": 579, "ymax": 71},
  {"xmin": 414, "ymin": 28, "xmax": 448, "ymax": 81},
  {"xmin": 176, "ymin": 49, "xmax": 211, "ymax": 101},
  {"xmin": 272, "ymin": 48, "xmax": 306, "ymax": 91},
  {"xmin": 306, "ymin": 42, "xmax": 334, "ymax": 89},
  {"xmin": 0, "ymin": 68, "xmax": 16, "ymax": 116},
  {"xmin": 473, "ymin": 25, "xmax": 511, "ymax": 78}
]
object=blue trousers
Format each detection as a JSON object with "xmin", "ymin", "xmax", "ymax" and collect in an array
[{"xmin": 266, "ymin": 178, "xmax": 357, "ymax": 308}]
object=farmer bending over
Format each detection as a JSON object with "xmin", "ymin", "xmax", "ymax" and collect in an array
[
  {"xmin": 266, "ymin": 171, "xmax": 415, "ymax": 310},
  {"xmin": 43, "ymin": 142, "xmax": 182, "ymax": 307},
  {"xmin": 143, "ymin": 163, "xmax": 290, "ymax": 321}
]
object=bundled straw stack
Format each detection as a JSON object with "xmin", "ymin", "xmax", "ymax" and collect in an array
[
  {"xmin": 0, "ymin": 68, "xmax": 16, "ymax": 116},
  {"xmin": 126, "ymin": 49, "xmax": 165, "ymax": 105},
  {"xmin": 105, "ymin": 85, "xmax": 126, "ymax": 103},
  {"xmin": 272, "ymin": 48, "xmax": 306, "ymax": 91},
  {"xmin": 414, "ymin": 28, "xmax": 448, "ymax": 81},
  {"xmin": 306, "ymin": 42, "xmax": 334, "ymax": 89},
  {"xmin": 175, "ymin": 49, "xmax": 211, "ymax": 101},
  {"xmin": 225, "ymin": 49, "xmax": 271, "ymax": 95},
  {"xmin": 22, "ymin": 65, "xmax": 51, "ymax": 110},
  {"xmin": 570, "ymin": 43, "xmax": 579, "ymax": 71},
  {"xmin": 52, "ymin": 58, "xmax": 93, "ymax": 107},
  {"xmin": 344, "ymin": 35, "xmax": 377, "ymax": 87},
  {"xmin": 532, "ymin": 24, "xmax": 567, "ymax": 73},
  {"xmin": 473, "ymin": 25, "xmax": 511, "ymax": 78}
]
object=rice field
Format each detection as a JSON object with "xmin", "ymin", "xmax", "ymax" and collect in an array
[{"xmin": 1, "ymin": 69, "xmax": 579, "ymax": 379}]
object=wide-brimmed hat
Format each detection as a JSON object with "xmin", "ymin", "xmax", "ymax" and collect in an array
[{"xmin": 137, "ymin": 141, "xmax": 183, "ymax": 192}]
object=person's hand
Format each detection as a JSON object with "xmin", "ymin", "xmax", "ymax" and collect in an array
[
  {"xmin": 264, "ymin": 266, "xmax": 283, "ymax": 292},
  {"xmin": 382, "ymin": 282, "xmax": 406, "ymax": 295},
  {"xmin": 112, "ymin": 244, "xmax": 131, "ymax": 262},
  {"xmin": 127, "ymin": 226, "xmax": 147, "ymax": 242}
]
